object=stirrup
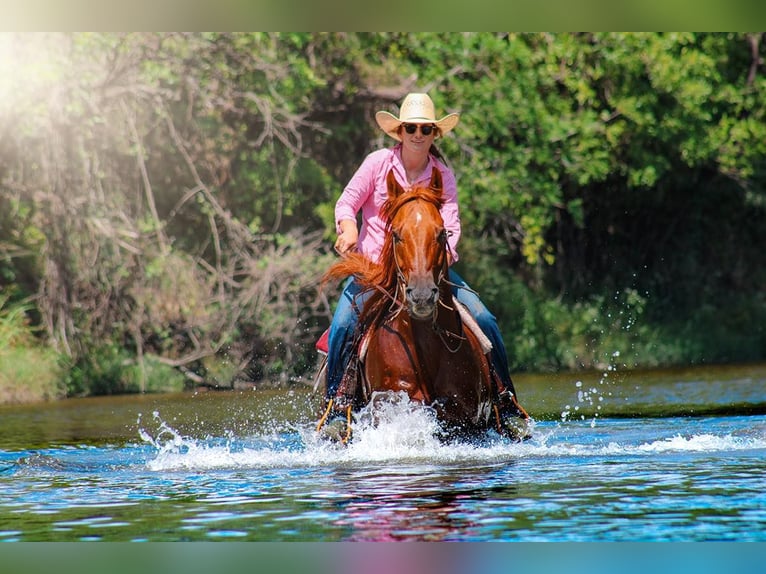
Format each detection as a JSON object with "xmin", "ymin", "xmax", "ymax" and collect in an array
[{"xmin": 316, "ymin": 399, "xmax": 353, "ymax": 445}]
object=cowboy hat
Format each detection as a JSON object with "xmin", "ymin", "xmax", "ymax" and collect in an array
[{"xmin": 375, "ymin": 93, "xmax": 460, "ymax": 142}]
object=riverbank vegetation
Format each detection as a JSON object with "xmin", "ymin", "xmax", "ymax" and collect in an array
[
  {"xmin": 0, "ymin": 296, "xmax": 63, "ymax": 403},
  {"xmin": 1, "ymin": 32, "xmax": 765, "ymax": 403}
]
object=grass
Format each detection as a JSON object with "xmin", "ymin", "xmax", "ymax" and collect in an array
[
  {"xmin": 0, "ymin": 295, "xmax": 65, "ymax": 404},
  {"xmin": 0, "ymin": 346, "xmax": 65, "ymax": 404}
]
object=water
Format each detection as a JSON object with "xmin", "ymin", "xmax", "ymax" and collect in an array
[{"xmin": 1, "ymin": 364, "xmax": 766, "ymax": 543}]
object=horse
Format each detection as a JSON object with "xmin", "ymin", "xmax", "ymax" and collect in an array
[{"xmin": 316, "ymin": 167, "xmax": 530, "ymax": 443}]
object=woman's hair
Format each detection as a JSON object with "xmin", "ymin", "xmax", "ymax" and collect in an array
[{"xmin": 429, "ymin": 143, "xmax": 450, "ymax": 169}]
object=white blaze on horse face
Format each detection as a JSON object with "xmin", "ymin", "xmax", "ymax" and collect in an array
[
  {"xmin": 401, "ymin": 203, "xmax": 441, "ymax": 320},
  {"xmin": 409, "ymin": 207, "xmax": 429, "ymax": 274}
]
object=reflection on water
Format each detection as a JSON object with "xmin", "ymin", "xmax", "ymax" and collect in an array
[{"xmin": 1, "ymin": 364, "xmax": 766, "ymax": 542}]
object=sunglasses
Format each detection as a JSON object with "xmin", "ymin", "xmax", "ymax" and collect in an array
[{"xmin": 403, "ymin": 123, "xmax": 436, "ymax": 136}]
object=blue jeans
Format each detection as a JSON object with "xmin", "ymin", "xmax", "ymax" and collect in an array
[{"xmin": 325, "ymin": 270, "xmax": 515, "ymax": 398}]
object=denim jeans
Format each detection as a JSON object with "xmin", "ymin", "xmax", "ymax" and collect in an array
[{"xmin": 325, "ymin": 269, "xmax": 515, "ymax": 398}]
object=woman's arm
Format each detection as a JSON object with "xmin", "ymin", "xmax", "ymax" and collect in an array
[{"xmin": 438, "ymin": 165, "xmax": 461, "ymax": 264}]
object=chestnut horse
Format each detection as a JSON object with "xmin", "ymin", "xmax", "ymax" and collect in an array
[{"xmin": 318, "ymin": 167, "xmax": 522, "ymax": 442}]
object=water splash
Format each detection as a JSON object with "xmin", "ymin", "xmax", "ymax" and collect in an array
[
  {"xmin": 636, "ymin": 432, "xmax": 766, "ymax": 453},
  {"xmin": 137, "ymin": 395, "xmax": 766, "ymax": 473},
  {"xmin": 139, "ymin": 393, "xmax": 536, "ymax": 471},
  {"xmin": 561, "ymin": 351, "xmax": 622, "ymax": 426}
]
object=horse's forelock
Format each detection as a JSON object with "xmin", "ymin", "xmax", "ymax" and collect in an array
[
  {"xmin": 382, "ymin": 185, "xmax": 444, "ymax": 227},
  {"xmin": 379, "ymin": 184, "xmax": 445, "ymax": 285}
]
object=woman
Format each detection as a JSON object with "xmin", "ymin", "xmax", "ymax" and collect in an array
[{"xmin": 323, "ymin": 92, "xmax": 527, "ymax": 435}]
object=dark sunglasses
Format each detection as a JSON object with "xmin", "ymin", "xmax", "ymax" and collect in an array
[{"xmin": 403, "ymin": 123, "xmax": 436, "ymax": 136}]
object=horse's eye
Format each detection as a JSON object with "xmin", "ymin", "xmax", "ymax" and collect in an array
[
  {"xmin": 392, "ymin": 230, "xmax": 403, "ymax": 243},
  {"xmin": 437, "ymin": 229, "xmax": 447, "ymax": 244}
]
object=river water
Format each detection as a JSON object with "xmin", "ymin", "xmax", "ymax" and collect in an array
[{"xmin": 1, "ymin": 363, "xmax": 765, "ymax": 543}]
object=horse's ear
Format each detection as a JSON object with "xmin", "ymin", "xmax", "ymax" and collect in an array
[
  {"xmin": 429, "ymin": 167, "xmax": 443, "ymax": 196},
  {"xmin": 386, "ymin": 169, "xmax": 404, "ymax": 199}
]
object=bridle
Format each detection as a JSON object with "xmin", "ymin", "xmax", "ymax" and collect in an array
[{"xmin": 388, "ymin": 210, "xmax": 466, "ymax": 353}]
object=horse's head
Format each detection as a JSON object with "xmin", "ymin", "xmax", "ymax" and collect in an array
[{"xmin": 383, "ymin": 168, "xmax": 449, "ymax": 320}]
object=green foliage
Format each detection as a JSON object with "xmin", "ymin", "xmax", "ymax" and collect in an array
[
  {"xmin": 63, "ymin": 345, "xmax": 186, "ymax": 396},
  {"xmin": 0, "ymin": 295, "xmax": 33, "ymax": 349},
  {"xmin": 0, "ymin": 296, "xmax": 65, "ymax": 402},
  {"xmin": 0, "ymin": 346, "xmax": 65, "ymax": 403},
  {"xmin": 2, "ymin": 32, "xmax": 766, "ymax": 404}
]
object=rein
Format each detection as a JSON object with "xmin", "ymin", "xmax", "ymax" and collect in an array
[{"xmin": 390, "ymin": 226, "xmax": 466, "ymax": 353}]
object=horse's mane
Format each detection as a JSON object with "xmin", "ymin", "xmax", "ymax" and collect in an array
[{"xmin": 323, "ymin": 182, "xmax": 446, "ymax": 328}]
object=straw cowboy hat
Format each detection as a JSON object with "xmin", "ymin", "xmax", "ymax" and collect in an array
[{"xmin": 375, "ymin": 93, "xmax": 460, "ymax": 142}]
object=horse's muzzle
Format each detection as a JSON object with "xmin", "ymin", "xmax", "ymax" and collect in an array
[{"xmin": 405, "ymin": 280, "xmax": 439, "ymax": 320}]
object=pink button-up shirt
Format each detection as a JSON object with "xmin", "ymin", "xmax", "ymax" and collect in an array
[{"xmin": 335, "ymin": 145, "xmax": 461, "ymax": 264}]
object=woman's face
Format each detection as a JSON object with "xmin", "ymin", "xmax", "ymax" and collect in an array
[{"xmin": 399, "ymin": 123, "xmax": 437, "ymax": 154}]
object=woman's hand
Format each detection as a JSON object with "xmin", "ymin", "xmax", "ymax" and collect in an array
[{"xmin": 334, "ymin": 220, "xmax": 358, "ymax": 255}]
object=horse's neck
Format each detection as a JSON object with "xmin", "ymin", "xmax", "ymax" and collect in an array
[
  {"xmin": 409, "ymin": 297, "xmax": 463, "ymax": 347},
  {"xmin": 436, "ymin": 284, "xmax": 462, "ymax": 331},
  {"xmin": 405, "ymin": 317, "xmax": 443, "ymax": 384}
]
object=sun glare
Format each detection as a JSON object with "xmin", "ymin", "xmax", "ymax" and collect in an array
[{"xmin": 0, "ymin": 33, "xmax": 67, "ymax": 119}]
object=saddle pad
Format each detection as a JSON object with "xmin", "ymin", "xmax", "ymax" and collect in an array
[
  {"xmin": 315, "ymin": 328, "xmax": 330, "ymax": 355},
  {"xmin": 455, "ymin": 299, "xmax": 493, "ymax": 354}
]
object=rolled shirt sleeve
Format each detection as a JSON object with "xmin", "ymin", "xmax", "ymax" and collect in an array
[{"xmin": 436, "ymin": 162, "xmax": 461, "ymax": 263}]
